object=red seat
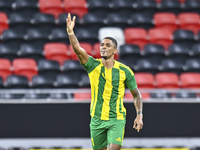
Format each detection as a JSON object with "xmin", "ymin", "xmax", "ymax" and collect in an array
[
  {"xmin": 13, "ymin": 58, "xmax": 38, "ymax": 81},
  {"xmin": 134, "ymin": 73, "xmax": 155, "ymax": 89},
  {"xmin": 155, "ymin": 73, "xmax": 179, "ymax": 88},
  {"xmin": 0, "ymin": 13, "xmax": 9, "ymax": 35},
  {"xmin": 180, "ymin": 73, "xmax": 200, "ymax": 88},
  {"xmin": 0, "ymin": 59, "xmax": 12, "ymax": 81},
  {"xmin": 44, "ymin": 43, "xmax": 70, "ymax": 65},
  {"xmin": 69, "ymin": 43, "xmax": 93, "ymax": 60},
  {"xmin": 178, "ymin": 13, "xmax": 200, "ymax": 34},
  {"xmin": 149, "ymin": 28, "xmax": 173, "ymax": 49},
  {"xmin": 39, "ymin": 0, "xmax": 63, "ymax": 18},
  {"xmin": 74, "ymin": 90, "xmax": 91, "ymax": 101},
  {"xmin": 63, "ymin": 0, "xmax": 88, "ymax": 18},
  {"xmin": 124, "ymin": 28, "xmax": 148, "ymax": 49},
  {"xmin": 93, "ymin": 43, "xmax": 119, "ymax": 60},
  {"xmin": 154, "ymin": 13, "xmax": 178, "ymax": 32}
]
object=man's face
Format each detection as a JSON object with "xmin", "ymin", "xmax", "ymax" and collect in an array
[{"xmin": 100, "ymin": 39, "xmax": 117, "ymax": 59}]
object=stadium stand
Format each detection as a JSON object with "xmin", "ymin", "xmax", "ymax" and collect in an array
[
  {"xmin": 0, "ymin": 12, "xmax": 9, "ymax": 35},
  {"xmin": 0, "ymin": 59, "xmax": 12, "ymax": 81}
]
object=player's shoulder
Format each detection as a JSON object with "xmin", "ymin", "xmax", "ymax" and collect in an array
[{"xmin": 117, "ymin": 60, "xmax": 134, "ymax": 74}]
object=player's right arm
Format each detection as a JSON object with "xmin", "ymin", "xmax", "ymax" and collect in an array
[{"xmin": 66, "ymin": 13, "xmax": 89, "ymax": 65}]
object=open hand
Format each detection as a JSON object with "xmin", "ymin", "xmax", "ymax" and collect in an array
[
  {"xmin": 66, "ymin": 13, "xmax": 76, "ymax": 34},
  {"xmin": 133, "ymin": 115, "xmax": 143, "ymax": 132}
]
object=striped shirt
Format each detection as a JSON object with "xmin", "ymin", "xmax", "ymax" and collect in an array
[{"xmin": 82, "ymin": 56, "xmax": 137, "ymax": 120}]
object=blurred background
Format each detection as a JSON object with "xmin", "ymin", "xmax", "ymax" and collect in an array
[{"xmin": 0, "ymin": 0, "xmax": 200, "ymax": 149}]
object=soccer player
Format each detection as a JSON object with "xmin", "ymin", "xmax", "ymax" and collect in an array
[{"xmin": 66, "ymin": 13, "xmax": 143, "ymax": 150}]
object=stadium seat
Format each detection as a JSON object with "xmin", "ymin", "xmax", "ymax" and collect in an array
[
  {"xmin": 183, "ymin": 0, "xmax": 200, "ymax": 14},
  {"xmin": 79, "ymin": 73, "xmax": 90, "ymax": 88},
  {"xmin": 135, "ymin": 59, "xmax": 159, "ymax": 74},
  {"xmin": 39, "ymin": 0, "xmax": 63, "ymax": 18},
  {"xmin": 38, "ymin": 59, "xmax": 60, "ymax": 79},
  {"xmin": 49, "ymin": 93, "xmax": 69, "ymax": 100},
  {"xmin": 74, "ymin": 90, "xmax": 91, "ymax": 101},
  {"xmin": 178, "ymin": 13, "xmax": 200, "ymax": 35},
  {"xmin": 44, "ymin": 43, "xmax": 69, "ymax": 65},
  {"xmin": 175, "ymin": 92, "xmax": 197, "ymax": 99},
  {"xmin": 159, "ymin": 0, "xmax": 182, "ymax": 14},
  {"xmin": 124, "ymin": 28, "xmax": 148, "ymax": 49},
  {"xmin": 134, "ymin": 73, "xmax": 155, "ymax": 88},
  {"xmin": 160, "ymin": 58, "xmax": 184, "ymax": 74},
  {"xmin": 31, "ymin": 75, "xmax": 55, "ymax": 88},
  {"xmin": 62, "ymin": 60, "xmax": 86, "ymax": 75},
  {"xmin": 0, "ymin": 0, "xmax": 15, "ymax": 15},
  {"xmin": 111, "ymin": 0, "xmax": 134, "ymax": 15},
  {"xmin": 87, "ymin": 0, "xmax": 111, "ymax": 16},
  {"xmin": 0, "ymin": 76, "xmax": 4, "ymax": 88},
  {"xmin": 50, "ymin": 28, "xmax": 69, "ymax": 44},
  {"xmin": 13, "ymin": 0, "xmax": 39, "ymax": 17},
  {"xmin": 148, "ymin": 28, "xmax": 173, "ymax": 49},
  {"xmin": 0, "ymin": 13, "xmax": 8, "ymax": 35},
  {"xmin": 180, "ymin": 73, "xmax": 200, "ymax": 88},
  {"xmin": 69, "ymin": 43, "xmax": 93, "ymax": 60},
  {"xmin": 168, "ymin": 43, "xmax": 190, "ymax": 63},
  {"xmin": 26, "ymin": 28, "xmax": 50, "ymax": 48},
  {"xmin": 24, "ymin": 93, "xmax": 49, "ymax": 99},
  {"xmin": 76, "ymin": 28, "xmax": 99, "ymax": 45},
  {"xmin": 6, "ymin": 75, "xmax": 29, "ymax": 89},
  {"xmin": 9, "ymin": 13, "xmax": 32, "ymax": 34},
  {"xmin": 2, "ymin": 29, "xmax": 25, "ymax": 48},
  {"xmin": 58, "ymin": 13, "xmax": 80, "ymax": 31},
  {"xmin": 150, "ymin": 92, "xmax": 172, "ymax": 99},
  {"xmin": 0, "ymin": 59, "xmax": 12, "ymax": 81},
  {"xmin": 98, "ymin": 27, "xmax": 125, "ymax": 47},
  {"xmin": 136, "ymin": 0, "xmax": 158, "ymax": 16},
  {"xmin": 154, "ymin": 13, "xmax": 178, "ymax": 32},
  {"xmin": 184, "ymin": 58, "xmax": 200, "ymax": 73},
  {"xmin": 12, "ymin": 58, "xmax": 38, "ymax": 81},
  {"xmin": 129, "ymin": 13, "xmax": 154, "ymax": 30},
  {"xmin": 173, "ymin": 29, "xmax": 196, "ymax": 47},
  {"xmin": 63, "ymin": 0, "xmax": 88, "ymax": 18},
  {"xmin": 19, "ymin": 43, "xmax": 44, "ymax": 62},
  {"xmin": 32, "ymin": 13, "xmax": 56, "ymax": 33},
  {"xmin": 106, "ymin": 13, "xmax": 130, "ymax": 29},
  {"xmin": 56, "ymin": 74, "xmax": 80, "ymax": 88},
  {"xmin": 143, "ymin": 44, "xmax": 166, "ymax": 64},
  {"xmin": 0, "ymin": 44, "xmax": 18, "ymax": 61},
  {"xmin": 155, "ymin": 73, "xmax": 180, "ymax": 88},
  {"xmin": 191, "ymin": 43, "xmax": 200, "ymax": 59}
]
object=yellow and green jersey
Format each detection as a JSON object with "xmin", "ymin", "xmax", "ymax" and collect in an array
[{"xmin": 82, "ymin": 56, "xmax": 137, "ymax": 121}]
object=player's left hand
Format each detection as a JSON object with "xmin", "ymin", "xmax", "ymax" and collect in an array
[{"xmin": 133, "ymin": 114, "xmax": 143, "ymax": 132}]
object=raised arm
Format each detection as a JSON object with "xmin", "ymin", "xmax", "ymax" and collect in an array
[
  {"xmin": 131, "ymin": 88, "xmax": 143, "ymax": 132},
  {"xmin": 66, "ymin": 13, "xmax": 89, "ymax": 65}
]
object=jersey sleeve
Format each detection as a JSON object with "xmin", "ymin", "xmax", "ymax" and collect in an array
[
  {"xmin": 125, "ymin": 68, "xmax": 137, "ymax": 91},
  {"xmin": 81, "ymin": 56, "xmax": 98, "ymax": 73}
]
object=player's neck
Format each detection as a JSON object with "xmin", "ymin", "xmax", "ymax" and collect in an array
[{"xmin": 102, "ymin": 58, "xmax": 115, "ymax": 69}]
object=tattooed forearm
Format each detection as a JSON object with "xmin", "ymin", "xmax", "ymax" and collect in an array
[
  {"xmin": 131, "ymin": 88, "xmax": 143, "ymax": 115},
  {"xmin": 69, "ymin": 34, "xmax": 80, "ymax": 53}
]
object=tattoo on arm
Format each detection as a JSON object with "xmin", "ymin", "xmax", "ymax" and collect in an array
[
  {"xmin": 131, "ymin": 88, "xmax": 143, "ymax": 115},
  {"xmin": 69, "ymin": 34, "xmax": 80, "ymax": 53}
]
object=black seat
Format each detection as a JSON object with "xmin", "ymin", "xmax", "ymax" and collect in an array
[
  {"xmin": 79, "ymin": 73, "xmax": 90, "ymax": 88},
  {"xmin": 150, "ymin": 92, "xmax": 172, "ymax": 99},
  {"xmin": 6, "ymin": 75, "xmax": 29, "ymax": 89},
  {"xmin": 144, "ymin": 44, "xmax": 166, "ymax": 64},
  {"xmin": 76, "ymin": 28, "xmax": 99, "ymax": 45},
  {"xmin": 56, "ymin": 74, "xmax": 80, "ymax": 88},
  {"xmin": 58, "ymin": 13, "xmax": 79, "ymax": 31},
  {"xmin": 0, "ymin": 76, "xmax": 4, "ymax": 88},
  {"xmin": 2, "ymin": 29, "xmax": 25, "ymax": 48},
  {"xmin": 136, "ymin": 0, "xmax": 158, "ymax": 16},
  {"xmin": 175, "ymin": 92, "xmax": 197, "ymax": 99},
  {"xmin": 106, "ymin": 13, "xmax": 130, "ymax": 29},
  {"xmin": 31, "ymin": 75, "xmax": 55, "ymax": 88},
  {"xmin": 26, "ymin": 28, "xmax": 50, "ymax": 48},
  {"xmin": 0, "ymin": 0, "xmax": 15, "ymax": 15},
  {"xmin": 24, "ymin": 93, "xmax": 49, "ymax": 99},
  {"xmin": 173, "ymin": 29, "xmax": 195, "ymax": 47},
  {"xmin": 63, "ymin": 60, "xmax": 86, "ymax": 75},
  {"xmin": 184, "ymin": 58, "xmax": 200, "ymax": 73},
  {"xmin": 9, "ymin": 13, "xmax": 32, "ymax": 34},
  {"xmin": 19, "ymin": 43, "xmax": 44, "ymax": 62},
  {"xmin": 159, "ymin": 0, "xmax": 182, "ymax": 14},
  {"xmin": 0, "ymin": 44, "xmax": 18, "ymax": 61},
  {"xmin": 32, "ymin": 13, "xmax": 56, "ymax": 33},
  {"xmin": 87, "ymin": 0, "xmax": 112, "ymax": 16},
  {"xmin": 49, "ymin": 93, "xmax": 69, "ymax": 100},
  {"xmin": 0, "ymin": 93, "xmax": 24, "ymax": 99},
  {"xmin": 38, "ymin": 59, "xmax": 61, "ymax": 80},
  {"xmin": 160, "ymin": 58, "xmax": 184, "ymax": 74},
  {"xmin": 13, "ymin": 0, "xmax": 39, "ymax": 17},
  {"xmin": 135, "ymin": 59, "xmax": 159, "ymax": 74},
  {"xmin": 82, "ymin": 13, "xmax": 105, "ymax": 31},
  {"xmin": 129, "ymin": 13, "xmax": 154, "ymax": 30},
  {"xmin": 50, "ymin": 28, "xmax": 69, "ymax": 44},
  {"xmin": 168, "ymin": 43, "xmax": 190, "ymax": 63},
  {"xmin": 183, "ymin": 0, "xmax": 200, "ymax": 14},
  {"xmin": 191, "ymin": 43, "xmax": 200, "ymax": 59}
]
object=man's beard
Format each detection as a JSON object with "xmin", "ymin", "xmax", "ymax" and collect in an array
[{"xmin": 101, "ymin": 55, "xmax": 107, "ymax": 59}]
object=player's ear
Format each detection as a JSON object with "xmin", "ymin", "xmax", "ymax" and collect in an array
[{"xmin": 113, "ymin": 48, "xmax": 118, "ymax": 54}]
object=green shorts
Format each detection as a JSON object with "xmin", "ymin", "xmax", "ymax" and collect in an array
[{"xmin": 90, "ymin": 117, "xmax": 126, "ymax": 149}]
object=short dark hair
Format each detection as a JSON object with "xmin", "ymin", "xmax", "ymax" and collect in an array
[{"xmin": 103, "ymin": 37, "xmax": 118, "ymax": 48}]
